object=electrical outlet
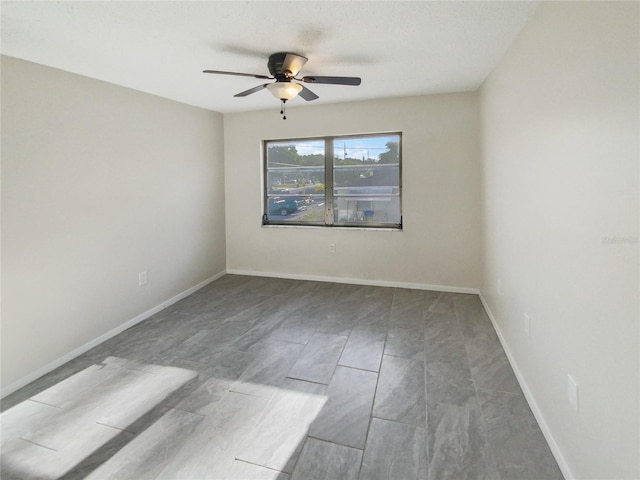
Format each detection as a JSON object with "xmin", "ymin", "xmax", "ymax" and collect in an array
[
  {"xmin": 138, "ymin": 271, "xmax": 148, "ymax": 286},
  {"xmin": 524, "ymin": 313, "xmax": 531, "ymax": 337},
  {"xmin": 329, "ymin": 243, "xmax": 336, "ymax": 253},
  {"xmin": 567, "ymin": 375, "xmax": 579, "ymax": 412}
]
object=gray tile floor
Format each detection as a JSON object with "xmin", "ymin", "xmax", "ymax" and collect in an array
[{"xmin": 1, "ymin": 275, "xmax": 564, "ymax": 480}]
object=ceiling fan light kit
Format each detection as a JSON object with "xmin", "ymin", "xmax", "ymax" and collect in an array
[
  {"xmin": 266, "ymin": 82, "xmax": 303, "ymax": 120},
  {"xmin": 266, "ymin": 82, "xmax": 303, "ymax": 100},
  {"xmin": 204, "ymin": 52, "xmax": 361, "ymax": 120}
]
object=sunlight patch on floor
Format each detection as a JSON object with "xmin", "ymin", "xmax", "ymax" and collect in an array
[
  {"xmin": 1, "ymin": 358, "xmax": 328, "ymax": 480},
  {"xmin": 1, "ymin": 357, "xmax": 196, "ymax": 479}
]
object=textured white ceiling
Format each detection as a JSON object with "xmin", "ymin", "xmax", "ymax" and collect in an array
[{"xmin": 1, "ymin": 1, "xmax": 539, "ymax": 113}]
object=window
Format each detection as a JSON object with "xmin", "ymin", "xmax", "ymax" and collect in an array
[{"xmin": 263, "ymin": 133, "xmax": 402, "ymax": 229}]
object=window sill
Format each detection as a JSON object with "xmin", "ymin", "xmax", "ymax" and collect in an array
[{"xmin": 261, "ymin": 223, "xmax": 402, "ymax": 232}]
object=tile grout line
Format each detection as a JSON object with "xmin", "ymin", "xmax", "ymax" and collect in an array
[
  {"xmin": 423, "ymin": 299, "xmax": 431, "ymax": 480},
  {"xmin": 25, "ymin": 398, "xmax": 63, "ymax": 409},
  {"xmin": 455, "ymin": 298, "xmax": 502, "ymax": 479},
  {"xmin": 304, "ymin": 434, "xmax": 366, "ymax": 452},
  {"xmin": 355, "ymin": 293, "xmax": 393, "ymax": 474},
  {"xmin": 18, "ymin": 437, "xmax": 58, "ymax": 452},
  {"xmin": 232, "ymin": 457, "xmax": 288, "ymax": 474}
]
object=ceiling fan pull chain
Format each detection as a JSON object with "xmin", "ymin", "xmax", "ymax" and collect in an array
[{"xmin": 281, "ymin": 99, "xmax": 287, "ymax": 120}]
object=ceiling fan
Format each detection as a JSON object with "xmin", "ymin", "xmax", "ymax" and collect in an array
[{"xmin": 203, "ymin": 52, "xmax": 361, "ymax": 119}]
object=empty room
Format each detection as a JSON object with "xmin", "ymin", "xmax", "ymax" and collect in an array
[{"xmin": 1, "ymin": 1, "xmax": 638, "ymax": 479}]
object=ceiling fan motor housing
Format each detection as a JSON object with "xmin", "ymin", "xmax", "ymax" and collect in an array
[{"xmin": 267, "ymin": 52, "xmax": 306, "ymax": 80}]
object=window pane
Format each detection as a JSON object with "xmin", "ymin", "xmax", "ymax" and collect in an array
[
  {"xmin": 264, "ymin": 133, "xmax": 401, "ymax": 228},
  {"xmin": 265, "ymin": 140, "xmax": 326, "ymax": 224},
  {"xmin": 332, "ymin": 135, "xmax": 401, "ymax": 225}
]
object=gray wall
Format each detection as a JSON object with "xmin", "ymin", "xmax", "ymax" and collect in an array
[
  {"xmin": 1, "ymin": 56, "xmax": 227, "ymax": 390},
  {"xmin": 224, "ymin": 93, "xmax": 483, "ymax": 291},
  {"xmin": 479, "ymin": 2, "xmax": 639, "ymax": 478}
]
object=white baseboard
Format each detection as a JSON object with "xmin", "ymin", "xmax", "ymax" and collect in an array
[
  {"xmin": 226, "ymin": 268, "xmax": 480, "ymax": 295},
  {"xmin": 1, "ymin": 271, "xmax": 225, "ymax": 399},
  {"xmin": 478, "ymin": 291, "xmax": 574, "ymax": 480}
]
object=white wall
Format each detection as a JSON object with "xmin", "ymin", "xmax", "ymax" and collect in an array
[
  {"xmin": 479, "ymin": 2, "xmax": 639, "ymax": 479},
  {"xmin": 224, "ymin": 93, "xmax": 482, "ymax": 290},
  {"xmin": 1, "ymin": 56, "xmax": 226, "ymax": 391}
]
